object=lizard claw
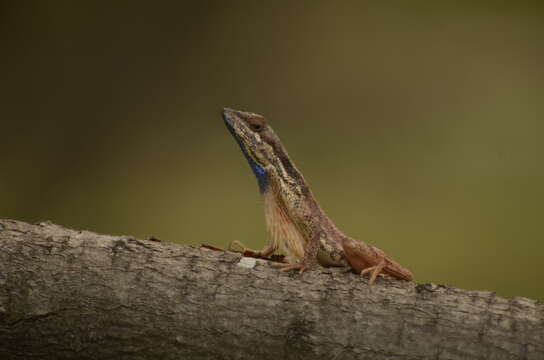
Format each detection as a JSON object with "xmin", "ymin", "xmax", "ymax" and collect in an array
[
  {"xmin": 272, "ymin": 262, "xmax": 311, "ymax": 274},
  {"xmin": 360, "ymin": 260, "xmax": 386, "ymax": 284},
  {"xmin": 229, "ymin": 240, "xmax": 261, "ymax": 257}
]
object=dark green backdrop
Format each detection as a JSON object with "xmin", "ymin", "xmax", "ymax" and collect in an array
[{"xmin": 2, "ymin": 1, "xmax": 543, "ymax": 300}]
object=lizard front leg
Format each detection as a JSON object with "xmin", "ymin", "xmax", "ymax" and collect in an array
[
  {"xmin": 272, "ymin": 230, "xmax": 321, "ymax": 274},
  {"xmin": 229, "ymin": 240, "xmax": 276, "ymax": 259}
]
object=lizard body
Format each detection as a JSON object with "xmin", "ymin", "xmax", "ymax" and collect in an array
[{"xmin": 223, "ymin": 108, "xmax": 413, "ymax": 283}]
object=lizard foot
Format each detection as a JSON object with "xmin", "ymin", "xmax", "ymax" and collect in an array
[
  {"xmin": 360, "ymin": 260, "xmax": 386, "ymax": 285},
  {"xmin": 229, "ymin": 240, "xmax": 262, "ymax": 257},
  {"xmin": 271, "ymin": 262, "xmax": 311, "ymax": 274}
]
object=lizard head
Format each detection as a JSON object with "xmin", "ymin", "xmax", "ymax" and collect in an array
[
  {"xmin": 222, "ymin": 108, "xmax": 274, "ymax": 192},
  {"xmin": 223, "ymin": 107, "xmax": 304, "ymax": 194}
]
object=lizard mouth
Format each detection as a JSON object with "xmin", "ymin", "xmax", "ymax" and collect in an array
[
  {"xmin": 222, "ymin": 109, "xmax": 246, "ymax": 150},
  {"xmin": 223, "ymin": 108, "xmax": 259, "ymax": 162},
  {"xmin": 222, "ymin": 108, "xmax": 235, "ymax": 128}
]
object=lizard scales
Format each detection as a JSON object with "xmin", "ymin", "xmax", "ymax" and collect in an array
[{"xmin": 223, "ymin": 108, "xmax": 413, "ymax": 283}]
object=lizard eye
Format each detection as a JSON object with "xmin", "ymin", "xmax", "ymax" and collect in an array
[{"xmin": 250, "ymin": 123, "xmax": 263, "ymax": 132}]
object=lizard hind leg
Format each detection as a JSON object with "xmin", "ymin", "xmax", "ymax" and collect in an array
[{"xmin": 360, "ymin": 260, "xmax": 386, "ymax": 285}]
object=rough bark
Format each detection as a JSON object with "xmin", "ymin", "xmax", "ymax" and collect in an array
[{"xmin": 0, "ymin": 219, "xmax": 542, "ymax": 360}]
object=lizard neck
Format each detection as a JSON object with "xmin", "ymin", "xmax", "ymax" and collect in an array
[
  {"xmin": 265, "ymin": 153, "xmax": 339, "ymax": 232},
  {"xmin": 263, "ymin": 158, "xmax": 348, "ymax": 264}
]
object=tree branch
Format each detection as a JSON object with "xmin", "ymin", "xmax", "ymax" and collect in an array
[{"xmin": 0, "ymin": 219, "xmax": 542, "ymax": 359}]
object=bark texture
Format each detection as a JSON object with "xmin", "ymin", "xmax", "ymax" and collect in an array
[{"xmin": 0, "ymin": 219, "xmax": 542, "ymax": 360}]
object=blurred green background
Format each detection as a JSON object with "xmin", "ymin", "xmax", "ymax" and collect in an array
[{"xmin": 2, "ymin": 1, "xmax": 543, "ymax": 300}]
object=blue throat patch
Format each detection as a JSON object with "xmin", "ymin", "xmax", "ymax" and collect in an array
[{"xmin": 247, "ymin": 156, "xmax": 268, "ymax": 193}]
